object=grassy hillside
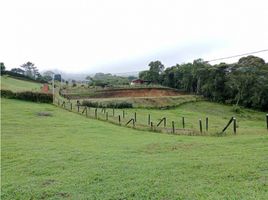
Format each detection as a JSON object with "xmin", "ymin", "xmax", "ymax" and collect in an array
[
  {"xmin": 126, "ymin": 101, "xmax": 267, "ymax": 135},
  {"xmin": 61, "ymin": 100, "xmax": 267, "ymax": 135},
  {"xmin": 0, "ymin": 75, "xmax": 43, "ymax": 92},
  {"xmin": 1, "ymin": 98, "xmax": 268, "ymax": 199}
]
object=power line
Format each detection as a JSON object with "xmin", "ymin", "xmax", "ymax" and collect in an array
[
  {"xmin": 205, "ymin": 49, "xmax": 268, "ymax": 63},
  {"xmin": 116, "ymin": 49, "xmax": 268, "ymax": 74},
  {"xmin": 95, "ymin": 49, "xmax": 268, "ymax": 76}
]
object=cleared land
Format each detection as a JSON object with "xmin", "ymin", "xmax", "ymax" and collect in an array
[
  {"xmin": 62, "ymin": 86, "xmax": 199, "ymax": 108},
  {"xmin": 74, "ymin": 95, "xmax": 199, "ymax": 108},
  {"xmin": 61, "ymin": 87, "xmax": 186, "ymax": 98},
  {"xmin": 1, "ymin": 98, "xmax": 268, "ymax": 199},
  {"xmin": 0, "ymin": 75, "xmax": 43, "ymax": 92}
]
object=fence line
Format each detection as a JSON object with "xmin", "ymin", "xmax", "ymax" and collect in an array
[
  {"xmin": 54, "ymin": 98, "xmax": 198, "ymax": 135},
  {"xmin": 53, "ymin": 98, "xmax": 263, "ymax": 136}
]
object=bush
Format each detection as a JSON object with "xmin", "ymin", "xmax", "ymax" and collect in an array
[
  {"xmin": 1, "ymin": 90, "xmax": 53, "ymax": 103},
  {"xmin": 82, "ymin": 100, "xmax": 133, "ymax": 108},
  {"xmin": 0, "ymin": 89, "xmax": 15, "ymax": 98},
  {"xmin": 82, "ymin": 100, "xmax": 99, "ymax": 107},
  {"xmin": 232, "ymin": 105, "xmax": 241, "ymax": 113},
  {"xmin": 106, "ymin": 102, "xmax": 133, "ymax": 108}
]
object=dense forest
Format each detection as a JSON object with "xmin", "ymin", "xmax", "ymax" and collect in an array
[{"xmin": 139, "ymin": 56, "xmax": 268, "ymax": 111}]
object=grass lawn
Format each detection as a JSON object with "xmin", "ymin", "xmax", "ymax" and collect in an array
[
  {"xmin": 1, "ymin": 98, "xmax": 268, "ymax": 199},
  {"xmin": 0, "ymin": 75, "xmax": 43, "ymax": 92}
]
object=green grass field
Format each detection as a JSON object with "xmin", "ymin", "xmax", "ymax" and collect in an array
[
  {"xmin": 0, "ymin": 75, "xmax": 43, "ymax": 92},
  {"xmin": 1, "ymin": 98, "xmax": 268, "ymax": 199}
]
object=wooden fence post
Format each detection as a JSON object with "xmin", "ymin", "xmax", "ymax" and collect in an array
[
  {"xmin": 77, "ymin": 105, "xmax": 79, "ymax": 112},
  {"xmin": 70, "ymin": 103, "xmax": 72, "ymax": 110},
  {"xmin": 95, "ymin": 108, "xmax": 97, "ymax": 118},
  {"xmin": 150, "ymin": 122, "xmax": 153, "ymax": 130},
  {"xmin": 126, "ymin": 118, "xmax": 135, "ymax": 127},
  {"xmin": 118, "ymin": 115, "xmax": 121, "ymax": 125},
  {"xmin": 164, "ymin": 117, "xmax": 166, "ymax": 127},
  {"xmin": 221, "ymin": 117, "xmax": 234, "ymax": 134},
  {"xmin": 134, "ymin": 112, "xmax": 137, "ymax": 122},
  {"xmin": 199, "ymin": 119, "xmax": 202, "ymax": 134},
  {"xmin": 148, "ymin": 114, "xmax": 151, "ymax": 125},
  {"xmin": 206, "ymin": 117, "xmax": 208, "ymax": 131},
  {"xmin": 123, "ymin": 110, "xmax": 125, "ymax": 118},
  {"xmin": 85, "ymin": 107, "xmax": 88, "ymax": 117},
  {"xmin": 113, "ymin": 109, "xmax": 115, "ymax": 116},
  {"xmin": 233, "ymin": 117, "xmax": 236, "ymax": 134},
  {"xmin": 266, "ymin": 114, "xmax": 268, "ymax": 130},
  {"xmin": 157, "ymin": 118, "xmax": 166, "ymax": 127},
  {"xmin": 172, "ymin": 121, "xmax": 175, "ymax": 134},
  {"xmin": 182, "ymin": 117, "xmax": 185, "ymax": 129}
]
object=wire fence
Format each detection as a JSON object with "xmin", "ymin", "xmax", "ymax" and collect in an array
[{"xmin": 54, "ymin": 98, "xmax": 244, "ymax": 136}]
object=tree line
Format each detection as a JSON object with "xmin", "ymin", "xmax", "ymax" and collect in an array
[
  {"xmin": 139, "ymin": 56, "xmax": 268, "ymax": 111},
  {"xmin": 86, "ymin": 73, "xmax": 136, "ymax": 87},
  {"xmin": 1, "ymin": 62, "xmax": 62, "ymax": 83}
]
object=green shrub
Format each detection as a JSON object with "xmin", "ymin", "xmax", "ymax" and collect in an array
[
  {"xmin": 82, "ymin": 100, "xmax": 133, "ymax": 108},
  {"xmin": 82, "ymin": 100, "xmax": 99, "ymax": 107},
  {"xmin": 1, "ymin": 90, "xmax": 53, "ymax": 103},
  {"xmin": 0, "ymin": 90, "xmax": 15, "ymax": 98},
  {"xmin": 232, "ymin": 105, "xmax": 241, "ymax": 113},
  {"xmin": 106, "ymin": 102, "xmax": 133, "ymax": 108}
]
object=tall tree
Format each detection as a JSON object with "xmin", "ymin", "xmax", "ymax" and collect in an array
[
  {"xmin": 238, "ymin": 55, "xmax": 265, "ymax": 68},
  {"xmin": 20, "ymin": 62, "xmax": 36, "ymax": 78},
  {"xmin": 42, "ymin": 70, "xmax": 54, "ymax": 81},
  {"xmin": 148, "ymin": 61, "xmax": 164, "ymax": 83}
]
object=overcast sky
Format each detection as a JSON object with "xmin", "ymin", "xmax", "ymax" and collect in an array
[{"xmin": 1, "ymin": 0, "xmax": 268, "ymax": 74}]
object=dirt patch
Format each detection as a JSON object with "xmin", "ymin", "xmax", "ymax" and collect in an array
[
  {"xmin": 37, "ymin": 112, "xmax": 53, "ymax": 117},
  {"xmin": 64, "ymin": 88, "xmax": 186, "ymax": 99},
  {"xmin": 57, "ymin": 192, "xmax": 71, "ymax": 198},
  {"xmin": 42, "ymin": 179, "xmax": 56, "ymax": 186},
  {"xmin": 143, "ymin": 142, "xmax": 203, "ymax": 154}
]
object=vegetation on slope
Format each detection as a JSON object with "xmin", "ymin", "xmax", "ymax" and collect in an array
[
  {"xmin": 86, "ymin": 72, "xmax": 136, "ymax": 87},
  {"xmin": 0, "ymin": 75, "xmax": 43, "ymax": 92},
  {"xmin": 140, "ymin": 56, "xmax": 268, "ymax": 111}
]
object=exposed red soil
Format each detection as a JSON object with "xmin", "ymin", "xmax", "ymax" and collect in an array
[
  {"xmin": 91, "ymin": 88, "xmax": 185, "ymax": 98},
  {"xmin": 41, "ymin": 84, "xmax": 49, "ymax": 93}
]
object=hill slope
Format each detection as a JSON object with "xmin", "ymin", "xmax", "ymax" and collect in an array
[
  {"xmin": 0, "ymin": 75, "xmax": 43, "ymax": 92},
  {"xmin": 1, "ymin": 98, "xmax": 268, "ymax": 199}
]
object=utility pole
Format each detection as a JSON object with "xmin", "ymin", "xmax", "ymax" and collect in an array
[{"xmin": 52, "ymin": 74, "xmax": 55, "ymax": 102}]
